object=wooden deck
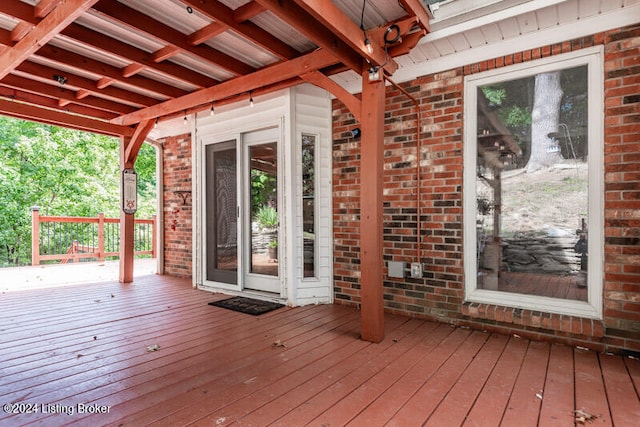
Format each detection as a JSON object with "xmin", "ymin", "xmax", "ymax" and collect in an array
[{"xmin": 0, "ymin": 274, "xmax": 638, "ymax": 426}]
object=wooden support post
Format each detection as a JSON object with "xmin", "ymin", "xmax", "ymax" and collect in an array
[
  {"xmin": 119, "ymin": 136, "xmax": 135, "ymax": 283},
  {"xmin": 98, "ymin": 212, "xmax": 105, "ymax": 262},
  {"xmin": 118, "ymin": 120, "xmax": 154, "ymax": 283},
  {"xmin": 359, "ymin": 70, "xmax": 386, "ymax": 343},
  {"xmin": 31, "ymin": 206, "xmax": 40, "ymax": 266},
  {"xmin": 151, "ymin": 214, "xmax": 157, "ymax": 259}
]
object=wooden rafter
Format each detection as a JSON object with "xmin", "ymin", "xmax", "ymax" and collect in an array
[
  {"xmin": 293, "ymin": 0, "xmax": 393, "ymax": 71},
  {"xmin": 35, "ymin": 45, "xmax": 186, "ymax": 99},
  {"xmin": 255, "ymin": 0, "xmax": 363, "ymax": 73},
  {"xmin": 113, "ymin": 49, "xmax": 338, "ymax": 126},
  {"xmin": 93, "ymin": 0, "xmax": 256, "ymax": 77},
  {"xmin": 182, "ymin": 0, "xmax": 299, "ymax": 60},
  {"xmin": 0, "ymin": 98, "xmax": 133, "ymax": 137},
  {"xmin": 0, "ymin": 0, "xmax": 99, "ymax": 80},
  {"xmin": 15, "ymin": 61, "xmax": 158, "ymax": 108},
  {"xmin": 1, "ymin": 74, "xmax": 136, "ymax": 114}
]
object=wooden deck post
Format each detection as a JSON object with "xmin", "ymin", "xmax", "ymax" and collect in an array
[
  {"xmin": 119, "ymin": 120, "xmax": 154, "ymax": 283},
  {"xmin": 98, "ymin": 212, "xmax": 105, "ymax": 262},
  {"xmin": 151, "ymin": 214, "xmax": 157, "ymax": 259},
  {"xmin": 119, "ymin": 136, "xmax": 135, "ymax": 283},
  {"xmin": 31, "ymin": 206, "xmax": 40, "ymax": 266},
  {"xmin": 359, "ymin": 70, "xmax": 386, "ymax": 343}
]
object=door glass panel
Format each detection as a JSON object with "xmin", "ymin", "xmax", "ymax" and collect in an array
[
  {"xmin": 206, "ymin": 143, "xmax": 237, "ymax": 284},
  {"xmin": 302, "ymin": 134, "xmax": 316, "ymax": 278},
  {"xmin": 475, "ymin": 65, "xmax": 588, "ymax": 301},
  {"xmin": 249, "ymin": 142, "xmax": 278, "ymax": 276}
]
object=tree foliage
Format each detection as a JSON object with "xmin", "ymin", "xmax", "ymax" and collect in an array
[{"xmin": 0, "ymin": 117, "xmax": 156, "ymax": 266}]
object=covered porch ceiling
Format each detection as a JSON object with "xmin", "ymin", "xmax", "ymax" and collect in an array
[
  {"xmin": 0, "ymin": 0, "xmax": 433, "ymax": 137},
  {"xmin": 0, "ymin": 0, "xmax": 636, "ymax": 138}
]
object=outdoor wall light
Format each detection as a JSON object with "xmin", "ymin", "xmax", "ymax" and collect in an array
[{"xmin": 368, "ymin": 66, "xmax": 380, "ymax": 81}]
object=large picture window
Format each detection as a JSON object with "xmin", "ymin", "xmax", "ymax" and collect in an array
[{"xmin": 464, "ymin": 48, "xmax": 603, "ymax": 318}]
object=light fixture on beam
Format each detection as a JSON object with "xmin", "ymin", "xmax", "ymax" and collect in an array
[
  {"xmin": 364, "ymin": 37, "xmax": 373, "ymax": 54},
  {"xmin": 154, "ymin": 118, "xmax": 158, "ymax": 129},
  {"xmin": 183, "ymin": 110, "xmax": 188, "ymax": 125},
  {"xmin": 210, "ymin": 102, "xmax": 215, "ymax": 116},
  {"xmin": 249, "ymin": 91, "xmax": 254, "ymax": 108}
]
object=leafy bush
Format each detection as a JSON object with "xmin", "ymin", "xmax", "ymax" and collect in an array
[{"xmin": 255, "ymin": 206, "xmax": 278, "ymax": 229}]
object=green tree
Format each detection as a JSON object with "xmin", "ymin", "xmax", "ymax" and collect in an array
[{"xmin": 0, "ymin": 117, "xmax": 156, "ymax": 266}]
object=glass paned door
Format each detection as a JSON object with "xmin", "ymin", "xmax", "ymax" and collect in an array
[
  {"xmin": 249, "ymin": 142, "xmax": 278, "ymax": 277},
  {"xmin": 205, "ymin": 141, "xmax": 237, "ymax": 285},
  {"xmin": 245, "ymin": 136, "xmax": 281, "ymax": 294}
]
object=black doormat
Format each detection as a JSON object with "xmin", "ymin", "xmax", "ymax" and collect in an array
[{"xmin": 208, "ymin": 296, "xmax": 284, "ymax": 315}]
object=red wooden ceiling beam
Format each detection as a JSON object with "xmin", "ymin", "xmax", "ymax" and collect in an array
[
  {"xmin": 60, "ymin": 24, "xmax": 217, "ymax": 88},
  {"xmin": 0, "ymin": 86, "xmax": 117, "ymax": 120},
  {"xmin": 0, "ymin": 0, "xmax": 99, "ymax": 80},
  {"xmin": 10, "ymin": 22, "xmax": 32, "ymax": 42},
  {"xmin": 234, "ymin": 1, "xmax": 265, "ymax": 22},
  {"xmin": 293, "ymin": 0, "xmax": 395, "ymax": 72},
  {"xmin": 182, "ymin": 0, "xmax": 299, "ymax": 60},
  {"xmin": 113, "ymin": 48, "xmax": 338, "ymax": 126},
  {"xmin": 2, "ymin": 74, "xmax": 136, "ymax": 114},
  {"xmin": 256, "ymin": 0, "xmax": 363, "ymax": 73},
  {"xmin": 0, "ymin": 98, "xmax": 133, "ymax": 136},
  {"xmin": 93, "ymin": 0, "xmax": 255, "ymax": 77},
  {"xmin": 398, "ymin": 0, "xmax": 431, "ymax": 33},
  {"xmin": 15, "ymin": 61, "xmax": 158, "ymax": 108},
  {"xmin": 35, "ymin": 44, "xmax": 185, "ymax": 99},
  {"xmin": 34, "ymin": 0, "xmax": 63, "ymax": 19},
  {"xmin": 301, "ymin": 70, "xmax": 361, "ymax": 122}
]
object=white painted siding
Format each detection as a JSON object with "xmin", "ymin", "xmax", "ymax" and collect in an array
[{"xmin": 290, "ymin": 85, "xmax": 334, "ymax": 305}]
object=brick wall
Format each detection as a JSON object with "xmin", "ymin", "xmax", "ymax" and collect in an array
[
  {"xmin": 162, "ymin": 133, "xmax": 192, "ymax": 278},
  {"xmin": 332, "ymin": 24, "xmax": 640, "ymax": 354}
]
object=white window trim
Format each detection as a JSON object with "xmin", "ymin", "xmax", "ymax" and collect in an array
[{"xmin": 463, "ymin": 46, "xmax": 604, "ymax": 319}]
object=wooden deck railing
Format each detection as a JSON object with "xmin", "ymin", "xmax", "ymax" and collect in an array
[{"xmin": 31, "ymin": 207, "xmax": 156, "ymax": 265}]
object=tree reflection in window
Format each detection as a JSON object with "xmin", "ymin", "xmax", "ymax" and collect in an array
[{"xmin": 476, "ymin": 65, "xmax": 588, "ymax": 301}]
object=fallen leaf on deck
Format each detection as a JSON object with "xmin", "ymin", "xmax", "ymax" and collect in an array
[
  {"xmin": 272, "ymin": 340, "xmax": 287, "ymax": 348},
  {"xmin": 146, "ymin": 344, "xmax": 161, "ymax": 352},
  {"xmin": 574, "ymin": 409, "xmax": 598, "ymax": 424},
  {"xmin": 535, "ymin": 391, "xmax": 543, "ymax": 400},
  {"xmin": 77, "ymin": 354, "xmax": 84, "ymax": 358}
]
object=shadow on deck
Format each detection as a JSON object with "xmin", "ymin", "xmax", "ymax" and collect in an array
[{"xmin": 0, "ymin": 274, "xmax": 638, "ymax": 426}]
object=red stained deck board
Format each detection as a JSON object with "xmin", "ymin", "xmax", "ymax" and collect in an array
[
  {"xmin": 538, "ymin": 344, "xmax": 575, "ymax": 426},
  {"xmin": 600, "ymin": 353, "xmax": 640, "ymax": 426},
  {"xmin": 574, "ymin": 349, "xmax": 613, "ymax": 426},
  {"xmin": 201, "ymin": 318, "xmax": 431, "ymax": 426},
  {"xmin": 129, "ymin": 314, "xmax": 374, "ymax": 426},
  {"xmin": 462, "ymin": 336, "xmax": 529, "ymax": 427},
  {"xmin": 424, "ymin": 333, "xmax": 509, "ymax": 426},
  {"xmin": 298, "ymin": 320, "xmax": 441, "ymax": 426},
  {"xmin": 345, "ymin": 324, "xmax": 460, "ymax": 426},
  {"xmin": 385, "ymin": 330, "xmax": 490, "ymax": 426},
  {"xmin": 68, "ymin": 306, "xmax": 359, "ymax": 426},
  {"xmin": 500, "ymin": 340, "xmax": 550, "ymax": 427},
  {"xmin": 0, "ymin": 273, "xmax": 638, "ymax": 426},
  {"xmin": 303, "ymin": 326, "xmax": 473, "ymax": 427}
]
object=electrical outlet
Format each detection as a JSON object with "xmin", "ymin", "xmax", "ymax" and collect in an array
[{"xmin": 410, "ymin": 262, "xmax": 423, "ymax": 278}]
